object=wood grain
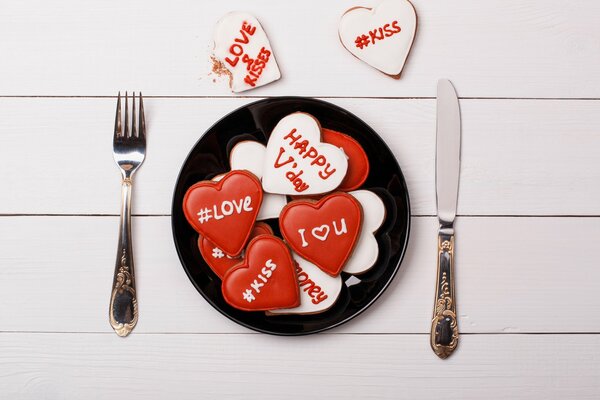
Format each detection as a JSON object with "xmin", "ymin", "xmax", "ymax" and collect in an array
[
  {"xmin": 0, "ymin": 0, "xmax": 599, "ymax": 98},
  {"xmin": 0, "ymin": 215, "xmax": 596, "ymax": 334},
  {"xmin": 0, "ymin": 97, "xmax": 599, "ymax": 216},
  {"xmin": 0, "ymin": 333, "xmax": 598, "ymax": 400}
]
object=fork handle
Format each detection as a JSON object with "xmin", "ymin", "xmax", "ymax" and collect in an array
[
  {"xmin": 109, "ymin": 178, "xmax": 138, "ymax": 337},
  {"xmin": 430, "ymin": 228, "xmax": 459, "ymax": 359}
]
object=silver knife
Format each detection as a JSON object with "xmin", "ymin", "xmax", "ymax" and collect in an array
[{"xmin": 430, "ymin": 79, "xmax": 461, "ymax": 359}]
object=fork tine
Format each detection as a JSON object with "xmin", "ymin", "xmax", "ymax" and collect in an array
[
  {"xmin": 124, "ymin": 91, "xmax": 130, "ymax": 138},
  {"xmin": 139, "ymin": 92, "xmax": 146, "ymax": 144},
  {"xmin": 114, "ymin": 92, "xmax": 122, "ymax": 140},
  {"xmin": 132, "ymin": 92, "xmax": 137, "ymax": 138}
]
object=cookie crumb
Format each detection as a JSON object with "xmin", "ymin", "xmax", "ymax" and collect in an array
[{"xmin": 210, "ymin": 56, "xmax": 233, "ymax": 89}]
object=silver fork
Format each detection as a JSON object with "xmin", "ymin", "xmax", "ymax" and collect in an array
[{"xmin": 109, "ymin": 92, "xmax": 146, "ymax": 337}]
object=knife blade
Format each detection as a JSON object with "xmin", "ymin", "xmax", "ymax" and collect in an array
[{"xmin": 430, "ymin": 79, "xmax": 461, "ymax": 359}]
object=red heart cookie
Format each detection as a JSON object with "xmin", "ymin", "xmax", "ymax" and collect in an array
[
  {"xmin": 198, "ymin": 222, "xmax": 273, "ymax": 279},
  {"xmin": 322, "ymin": 128, "xmax": 370, "ymax": 191},
  {"xmin": 279, "ymin": 193, "xmax": 362, "ymax": 276},
  {"xmin": 222, "ymin": 235, "xmax": 300, "ymax": 311},
  {"xmin": 183, "ymin": 170, "xmax": 263, "ymax": 256}
]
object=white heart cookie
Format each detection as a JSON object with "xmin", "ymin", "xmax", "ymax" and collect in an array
[
  {"xmin": 230, "ymin": 140, "xmax": 287, "ymax": 220},
  {"xmin": 213, "ymin": 12, "xmax": 281, "ymax": 92},
  {"xmin": 269, "ymin": 253, "xmax": 342, "ymax": 315},
  {"xmin": 262, "ymin": 113, "xmax": 348, "ymax": 195},
  {"xmin": 339, "ymin": 0, "xmax": 417, "ymax": 77},
  {"xmin": 343, "ymin": 190, "xmax": 386, "ymax": 274}
]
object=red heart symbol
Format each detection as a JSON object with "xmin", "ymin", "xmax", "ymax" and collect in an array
[
  {"xmin": 183, "ymin": 170, "xmax": 263, "ymax": 256},
  {"xmin": 279, "ymin": 193, "xmax": 362, "ymax": 276},
  {"xmin": 322, "ymin": 128, "xmax": 370, "ymax": 191},
  {"xmin": 222, "ymin": 235, "xmax": 300, "ymax": 311},
  {"xmin": 198, "ymin": 222, "xmax": 273, "ymax": 279}
]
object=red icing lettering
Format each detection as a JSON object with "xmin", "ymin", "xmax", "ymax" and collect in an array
[
  {"xmin": 230, "ymin": 44, "xmax": 244, "ymax": 56},
  {"xmin": 225, "ymin": 56, "xmax": 239, "ymax": 67},
  {"xmin": 318, "ymin": 164, "xmax": 336, "ymax": 180},
  {"xmin": 274, "ymin": 147, "xmax": 296, "ymax": 168},
  {"xmin": 242, "ymin": 21, "xmax": 256, "ymax": 35},
  {"xmin": 355, "ymin": 20, "xmax": 402, "ymax": 49},
  {"xmin": 284, "ymin": 128, "xmax": 301, "ymax": 145},
  {"xmin": 234, "ymin": 29, "xmax": 250, "ymax": 44}
]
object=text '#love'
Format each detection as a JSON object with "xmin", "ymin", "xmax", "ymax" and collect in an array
[{"xmin": 196, "ymin": 196, "xmax": 254, "ymax": 224}]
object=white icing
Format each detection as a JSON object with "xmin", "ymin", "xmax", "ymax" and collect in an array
[
  {"xmin": 229, "ymin": 140, "xmax": 287, "ymax": 220},
  {"xmin": 270, "ymin": 253, "xmax": 342, "ymax": 315},
  {"xmin": 338, "ymin": 0, "xmax": 417, "ymax": 76},
  {"xmin": 343, "ymin": 190, "xmax": 386, "ymax": 274},
  {"xmin": 213, "ymin": 12, "xmax": 281, "ymax": 92},
  {"xmin": 262, "ymin": 113, "xmax": 348, "ymax": 195}
]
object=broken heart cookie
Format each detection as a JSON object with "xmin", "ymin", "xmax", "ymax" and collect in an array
[
  {"xmin": 212, "ymin": 12, "xmax": 281, "ymax": 92},
  {"xmin": 262, "ymin": 113, "xmax": 348, "ymax": 195},
  {"xmin": 222, "ymin": 235, "xmax": 300, "ymax": 311},
  {"xmin": 339, "ymin": 0, "xmax": 417, "ymax": 78},
  {"xmin": 269, "ymin": 253, "xmax": 343, "ymax": 315},
  {"xmin": 230, "ymin": 140, "xmax": 287, "ymax": 219},
  {"xmin": 198, "ymin": 222, "xmax": 273, "ymax": 279},
  {"xmin": 183, "ymin": 170, "xmax": 263, "ymax": 256},
  {"xmin": 343, "ymin": 190, "xmax": 386, "ymax": 274},
  {"xmin": 322, "ymin": 128, "xmax": 370, "ymax": 191},
  {"xmin": 279, "ymin": 193, "xmax": 362, "ymax": 276}
]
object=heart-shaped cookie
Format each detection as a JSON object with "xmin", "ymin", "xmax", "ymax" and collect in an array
[
  {"xmin": 269, "ymin": 253, "xmax": 343, "ymax": 315},
  {"xmin": 343, "ymin": 190, "xmax": 386, "ymax": 274},
  {"xmin": 322, "ymin": 128, "xmax": 370, "ymax": 191},
  {"xmin": 222, "ymin": 235, "xmax": 299, "ymax": 311},
  {"xmin": 262, "ymin": 113, "xmax": 348, "ymax": 195},
  {"xmin": 339, "ymin": 0, "xmax": 417, "ymax": 78},
  {"xmin": 279, "ymin": 193, "xmax": 362, "ymax": 276},
  {"xmin": 198, "ymin": 222, "xmax": 273, "ymax": 279},
  {"xmin": 230, "ymin": 140, "xmax": 288, "ymax": 220},
  {"xmin": 183, "ymin": 170, "xmax": 263, "ymax": 256},
  {"xmin": 213, "ymin": 12, "xmax": 281, "ymax": 92}
]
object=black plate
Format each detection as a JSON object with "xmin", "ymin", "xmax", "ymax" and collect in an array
[{"xmin": 171, "ymin": 97, "xmax": 410, "ymax": 335}]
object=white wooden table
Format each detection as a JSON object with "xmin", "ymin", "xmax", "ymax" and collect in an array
[{"xmin": 1, "ymin": 1, "xmax": 599, "ymax": 398}]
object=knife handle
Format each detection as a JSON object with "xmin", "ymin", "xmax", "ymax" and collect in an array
[{"xmin": 430, "ymin": 229, "xmax": 459, "ymax": 359}]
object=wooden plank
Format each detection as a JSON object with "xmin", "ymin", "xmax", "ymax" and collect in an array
[
  {"xmin": 0, "ymin": 215, "xmax": 597, "ymax": 334},
  {"xmin": 0, "ymin": 1, "xmax": 599, "ymax": 98},
  {"xmin": 0, "ymin": 333, "xmax": 598, "ymax": 400},
  {"xmin": 0, "ymin": 97, "xmax": 599, "ymax": 216}
]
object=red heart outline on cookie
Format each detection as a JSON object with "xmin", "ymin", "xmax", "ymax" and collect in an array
[
  {"xmin": 262, "ymin": 113, "xmax": 348, "ymax": 195},
  {"xmin": 198, "ymin": 222, "xmax": 273, "ymax": 279},
  {"xmin": 338, "ymin": 0, "xmax": 417, "ymax": 78},
  {"xmin": 222, "ymin": 235, "xmax": 300, "ymax": 311},
  {"xmin": 183, "ymin": 170, "xmax": 263, "ymax": 256},
  {"xmin": 279, "ymin": 193, "xmax": 362, "ymax": 276},
  {"xmin": 322, "ymin": 128, "xmax": 370, "ymax": 191}
]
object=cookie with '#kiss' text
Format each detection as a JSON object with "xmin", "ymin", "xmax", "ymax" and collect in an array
[
  {"xmin": 183, "ymin": 170, "xmax": 263, "ymax": 257},
  {"xmin": 230, "ymin": 140, "xmax": 288, "ymax": 220},
  {"xmin": 322, "ymin": 128, "xmax": 370, "ymax": 191},
  {"xmin": 222, "ymin": 235, "xmax": 300, "ymax": 311},
  {"xmin": 339, "ymin": 0, "xmax": 417, "ymax": 78},
  {"xmin": 198, "ymin": 222, "xmax": 273, "ymax": 279},
  {"xmin": 269, "ymin": 253, "xmax": 343, "ymax": 315},
  {"xmin": 212, "ymin": 12, "xmax": 281, "ymax": 92},
  {"xmin": 262, "ymin": 113, "xmax": 348, "ymax": 195},
  {"xmin": 279, "ymin": 192, "xmax": 362, "ymax": 276}
]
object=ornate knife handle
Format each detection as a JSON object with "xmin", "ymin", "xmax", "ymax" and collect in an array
[
  {"xmin": 109, "ymin": 179, "xmax": 138, "ymax": 337},
  {"xmin": 430, "ymin": 228, "xmax": 459, "ymax": 359}
]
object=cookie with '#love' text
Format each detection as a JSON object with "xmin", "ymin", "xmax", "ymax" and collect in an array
[
  {"xmin": 339, "ymin": 0, "xmax": 417, "ymax": 78},
  {"xmin": 198, "ymin": 222, "xmax": 273, "ymax": 279},
  {"xmin": 262, "ymin": 113, "xmax": 348, "ymax": 195},
  {"xmin": 229, "ymin": 140, "xmax": 288, "ymax": 220},
  {"xmin": 269, "ymin": 253, "xmax": 343, "ymax": 315},
  {"xmin": 222, "ymin": 235, "xmax": 300, "ymax": 311},
  {"xmin": 322, "ymin": 128, "xmax": 370, "ymax": 191},
  {"xmin": 343, "ymin": 190, "xmax": 386, "ymax": 274},
  {"xmin": 183, "ymin": 170, "xmax": 263, "ymax": 257},
  {"xmin": 212, "ymin": 12, "xmax": 281, "ymax": 92},
  {"xmin": 279, "ymin": 192, "xmax": 362, "ymax": 276}
]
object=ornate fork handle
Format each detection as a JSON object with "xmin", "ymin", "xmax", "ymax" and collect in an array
[
  {"xmin": 430, "ymin": 228, "xmax": 459, "ymax": 359},
  {"xmin": 109, "ymin": 178, "xmax": 138, "ymax": 336}
]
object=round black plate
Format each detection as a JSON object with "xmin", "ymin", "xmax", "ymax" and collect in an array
[{"xmin": 171, "ymin": 97, "xmax": 410, "ymax": 335}]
